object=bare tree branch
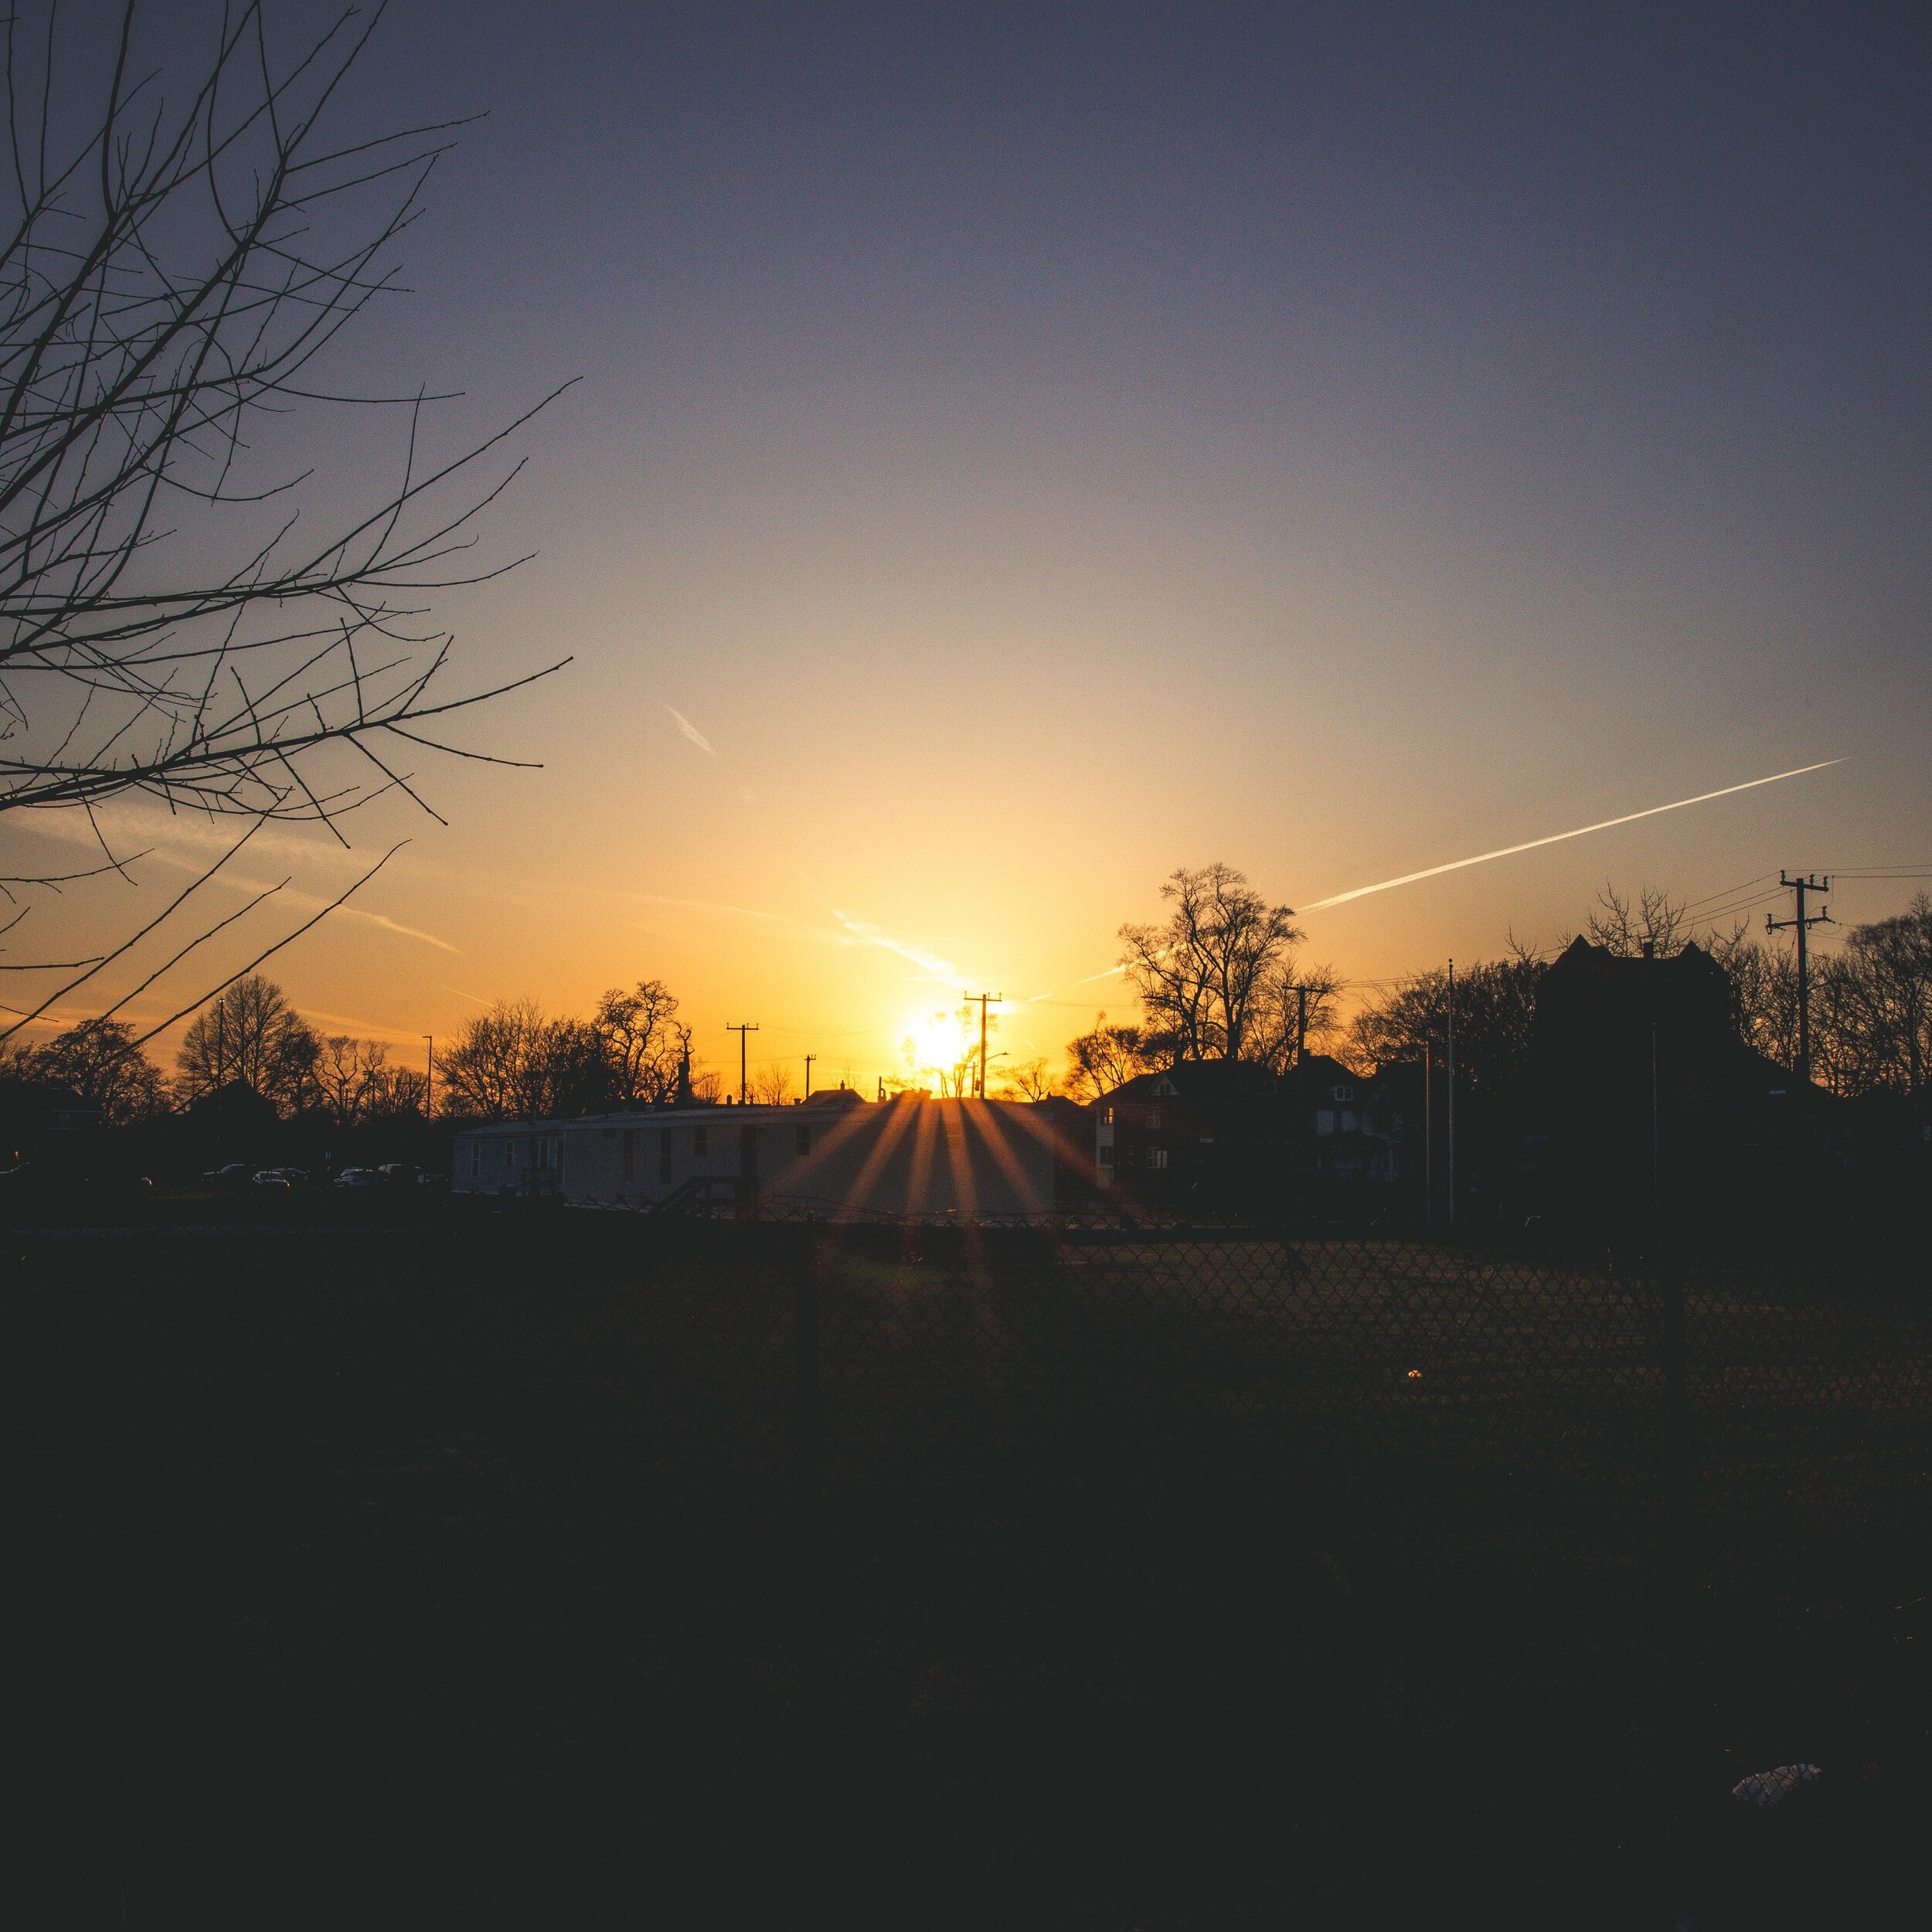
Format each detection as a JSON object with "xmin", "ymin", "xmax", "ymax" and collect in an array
[{"xmin": 0, "ymin": 2, "xmax": 567, "ymax": 1027}]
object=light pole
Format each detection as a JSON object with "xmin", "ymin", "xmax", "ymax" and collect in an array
[{"xmin": 1446, "ymin": 959, "xmax": 1456, "ymax": 1230}]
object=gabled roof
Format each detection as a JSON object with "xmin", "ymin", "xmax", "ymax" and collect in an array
[{"xmin": 1106, "ymin": 1059, "xmax": 1283, "ymax": 1106}]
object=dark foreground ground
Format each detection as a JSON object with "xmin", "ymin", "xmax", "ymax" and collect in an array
[{"xmin": 14, "ymin": 1199, "xmax": 1928, "ymax": 1927}]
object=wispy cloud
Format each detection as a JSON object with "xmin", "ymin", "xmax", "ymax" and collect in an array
[
  {"xmin": 337, "ymin": 906, "xmax": 461, "ymax": 954},
  {"xmin": 302, "ymin": 1009, "xmax": 437, "ymax": 1047},
  {"xmin": 665, "ymin": 704, "xmax": 717, "ymax": 757},
  {"xmin": 831, "ymin": 910, "xmax": 958, "ymax": 978},
  {"xmin": 633, "ymin": 893, "xmax": 781, "ymax": 923}
]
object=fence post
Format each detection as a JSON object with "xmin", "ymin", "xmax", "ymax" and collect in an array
[
  {"xmin": 1659, "ymin": 1249, "xmax": 1689, "ymax": 1570},
  {"xmin": 793, "ymin": 1223, "xmax": 821, "ymax": 1503},
  {"xmin": 1657, "ymin": 1240, "xmax": 1698, "ymax": 1882}
]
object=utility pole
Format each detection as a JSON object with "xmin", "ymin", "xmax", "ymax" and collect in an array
[
  {"xmin": 965, "ymin": 992, "xmax": 1002, "ymax": 1100},
  {"xmin": 1446, "ymin": 959, "xmax": 1457, "ymax": 1229},
  {"xmin": 726, "ymin": 1022, "xmax": 759, "ymax": 1105},
  {"xmin": 1424, "ymin": 1032, "xmax": 1433, "ymax": 1228},
  {"xmin": 423, "ymin": 1035, "xmax": 434, "ymax": 1120},
  {"xmin": 804, "ymin": 1053, "xmax": 816, "ymax": 1100},
  {"xmin": 1767, "ymin": 872, "xmax": 1832, "ymax": 1094}
]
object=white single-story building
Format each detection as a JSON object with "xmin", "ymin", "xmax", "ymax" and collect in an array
[{"xmin": 451, "ymin": 1090, "xmax": 1090, "ymax": 1219}]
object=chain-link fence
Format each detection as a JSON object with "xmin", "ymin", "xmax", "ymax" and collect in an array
[
  {"xmin": 22, "ymin": 1203, "xmax": 1926, "ymax": 1921},
  {"xmin": 630, "ymin": 1216, "xmax": 1929, "ymax": 1542}
]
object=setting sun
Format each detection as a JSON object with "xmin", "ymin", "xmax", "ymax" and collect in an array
[{"xmin": 898, "ymin": 1002, "xmax": 1008, "ymax": 1094}]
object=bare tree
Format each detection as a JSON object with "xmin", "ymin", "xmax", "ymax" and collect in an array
[
  {"xmin": 8, "ymin": 1013, "xmax": 165, "ymax": 1121},
  {"xmin": 315, "ymin": 1032, "xmax": 389, "ymax": 1128},
  {"xmin": 1810, "ymin": 895, "xmax": 1932, "ymax": 1099},
  {"xmin": 1243, "ymin": 960, "xmax": 1344, "ymax": 1074},
  {"xmin": 0, "ymin": 2, "xmax": 566, "ymax": 1038},
  {"xmin": 593, "ymin": 980, "xmax": 689, "ymax": 1104},
  {"xmin": 1349, "ymin": 955, "xmax": 1543, "ymax": 1099},
  {"xmin": 1706, "ymin": 925, "xmax": 1801, "ymax": 1068},
  {"xmin": 1586, "ymin": 885, "xmax": 1690, "ymax": 957},
  {"xmin": 993, "ymin": 1056, "xmax": 1057, "ymax": 1101},
  {"xmin": 364, "ymin": 1060, "xmax": 427, "ymax": 1120},
  {"xmin": 437, "ymin": 997, "xmax": 614, "ymax": 1121},
  {"xmin": 750, "ymin": 1063, "xmax": 794, "ymax": 1107},
  {"xmin": 1063, "ymin": 1012, "xmax": 1161, "ymax": 1100},
  {"xmin": 1119, "ymin": 864, "xmax": 1301, "ymax": 1061},
  {"xmin": 175, "ymin": 971, "xmax": 318, "ymax": 1111},
  {"xmin": 437, "ymin": 997, "xmax": 547, "ymax": 1121}
]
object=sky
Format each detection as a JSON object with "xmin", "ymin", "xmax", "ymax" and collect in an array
[{"xmin": 8, "ymin": 1, "xmax": 1932, "ymax": 1092}]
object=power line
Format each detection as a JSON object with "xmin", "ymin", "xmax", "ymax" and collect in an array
[{"xmin": 1681, "ymin": 872, "xmax": 1777, "ymax": 912}]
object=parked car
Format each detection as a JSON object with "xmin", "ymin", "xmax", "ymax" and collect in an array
[
  {"xmin": 201, "ymin": 1162, "xmax": 255, "ymax": 1189},
  {"xmin": 376, "ymin": 1162, "xmax": 417, "ymax": 1185},
  {"xmin": 251, "ymin": 1166, "xmax": 309, "ymax": 1188},
  {"xmin": 333, "ymin": 1167, "xmax": 385, "ymax": 1189}
]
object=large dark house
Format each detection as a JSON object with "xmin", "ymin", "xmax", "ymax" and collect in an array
[
  {"xmin": 1095, "ymin": 1055, "xmax": 1408, "ymax": 1216},
  {"xmin": 1097, "ymin": 1060, "xmax": 1284, "ymax": 1209},
  {"xmin": 1526, "ymin": 936, "xmax": 1830, "ymax": 1233}
]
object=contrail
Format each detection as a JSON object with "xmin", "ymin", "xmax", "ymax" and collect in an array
[
  {"xmin": 665, "ymin": 703, "xmax": 717, "ymax": 757},
  {"xmin": 1298, "ymin": 760, "xmax": 1845, "ymax": 913}
]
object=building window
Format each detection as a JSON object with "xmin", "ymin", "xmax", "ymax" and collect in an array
[
  {"xmin": 1146, "ymin": 1148, "xmax": 1168, "ymax": 1170},
  {"xmin": 693, "ymin": 1124, "xmax": 709, "ymax": 1158},
  {"xmin": 1097, "ymin": 1145, "xmax": 1114, "ymax": 1166},
  {"xmin": 471, "ymin": 1143, "xmax": 479, "ymax": 1178},
  {"xmin": 622, "ymin": 1130, "xmax": 634, "ymax": 1179},
  {"xmin": 795, "ymin": 1123, "xmax": 811, "ymax": 1156},
  {"xmin": 1103, "ymin": 1107, "xmax": 1114, "ymax": 1124},
  {"xmin": 1316, "ymin": 1109, "xmax": 1335, "ymax": 1135},
  {"xmin": 1332, "ymin": 1084, "xmax": 1353, "ymax": 1103},
  {"xmin": 659, "ymin": 1129, "xmax": 673, "ymax": 1184},
  {"xmin": 1339, "ymin": 1111, "xmax": 1356, "ymax": 1134},
  {"xmin": 1146, "ymin": 1107, "xmax": 1162, "ymax": 1129}
]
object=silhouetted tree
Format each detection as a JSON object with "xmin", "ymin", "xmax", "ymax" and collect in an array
[
  {"xmin": 366, "ymin": 1065, "xmax": 430, "ymax": 1121},
  {"xmin": 176, "ymin": 976, "xmax": 320, "ymax": 1114},
  {"xmin": 751, "ymin": 1063, "xmax": 795, "ymax": 1106},
  {"xmin": 593, "ymin": 981, "xmax": 691, "ymax": 1104},
  {"xmin": 11, "ymin": 1017, "xmax": 166, "ymax": 1124},
  {"xmin": 439, "ymin": 998, "xmax": 631, "ymax": 1120},
  {"xmin": 1586, "ymin": 884, "xmax": 1692, "ymax": 957},
  {"xmin": 315, "ymin": 1036, "xmax": 393, "ymax": 1129},
  {"xmin": 439, "ymin": 999, "xmax": 548, "ymax": 1121},
  {"xmin": 1120, "ymin": 864, "xmax": 1301, "ymax": 1061},
  {"xmin": 1063, "ymin": 1013, "xmax": 1162, "ymax": 1100},
  {"xmin": 1242, "ymin": 961, "xmax": 1345, "ymax": 1074},
  {"xmin": 995, "ymin": 1057, "xmax": 1059, "ymax": 1101},
  {"xmin": 1812, "ymin": 895, "xmax": 1932, "ymax": 1099},
  {"xmin": 1349, "ymin": 954, "xmax": 1543, "ymax": 1101},
  {"xmin": 1705, "ymin": 927, "xmax": 1801, "ymax": 1067},
  {"xmin": 0, "ymin": 2, "xmax": 566, "ymax": 1049}
]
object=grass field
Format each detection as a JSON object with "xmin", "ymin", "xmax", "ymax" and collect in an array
[{"xmin": 12, "ymin": 1202, "xmax": 1927, "ymax": 1926}]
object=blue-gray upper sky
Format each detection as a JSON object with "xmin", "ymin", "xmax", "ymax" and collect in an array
[{"xmin": 15, "ymin": 2, "xmax": 1930, "ymax": 1077}]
